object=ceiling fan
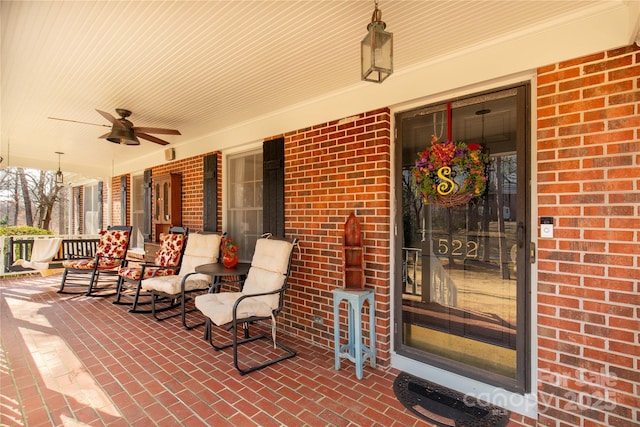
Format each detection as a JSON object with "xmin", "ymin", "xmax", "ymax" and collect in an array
[{"xmin": 49, "ymin": 108, "xmax": 181, "ymax": 146}]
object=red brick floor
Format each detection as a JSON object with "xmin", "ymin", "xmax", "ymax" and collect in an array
[{"xmin": 1, "ymin": 274, "xmax": 432, "ymax": 426}]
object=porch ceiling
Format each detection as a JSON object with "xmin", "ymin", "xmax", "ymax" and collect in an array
[{"xmin": 2, "ymin": 1, "xmax": 638, "ymax": 183}]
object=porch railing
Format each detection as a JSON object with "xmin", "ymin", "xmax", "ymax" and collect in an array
[
  {"xmin": 401, "ymin": 246, "xmax": 457, "ymax": 306},
  {"xmin": 402, "ymin": 247, "xmax": 422, "ymax": 297},
  {"xmin": 0, "ymin": 234, "xmax": 100, "ymax": 276}
]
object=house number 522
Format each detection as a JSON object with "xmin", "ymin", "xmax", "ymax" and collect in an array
[{"xmin": 435, "ymin": 238, "xmax": 479, "ymax": 258}]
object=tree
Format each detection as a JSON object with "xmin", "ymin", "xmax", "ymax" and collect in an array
[
  {"xmin": 33, "ymin": 170, "xmax": 65, "ymax": 230},
  {"xmin": 402, "ymin": 169, "xmax": 423, "ymax": 248},
  {"xmin": 0, "ymin": 167, "xmax": 65, "ymax": 231},
  {"xmin": 0, "ymin": 168, "xmax": 19, "ymax": 225},
  {"xmin": 18, "ymin": 168, "xmax": 34, "ymax": 226}
]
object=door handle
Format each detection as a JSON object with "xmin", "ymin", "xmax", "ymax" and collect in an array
[{"xmin": 517, "ymin": 222, "xmax": 525, "ymax": 248}]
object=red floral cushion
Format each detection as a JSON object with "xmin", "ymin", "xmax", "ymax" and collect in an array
[
  {"xmin": 116, "ymin": 232, "xmax": 183, "ymax": 282},
  {"xmin": 154, "ymin": 233, "xmax": 186, "ymax": 266},
  {"xmin": 62, "ymin": 228, "xmax": 129, "ymax": 271},
  {"xmin": 62, "ymin": 257, "xmax": 123, "ymax": 270},
  {"xmin": 96, "ymin": 229, "xmax": 130, "ymax": 260},
  {"xmin": 118, "ymin": 266, "xmax": 179, "ymax": 281}
]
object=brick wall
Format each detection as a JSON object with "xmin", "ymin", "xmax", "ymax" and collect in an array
[
  {"xmin": 111, "ymin": 127, "xmax": 392, "ymax": 363},
  {"xmin": 536, "ymin": 44, "xmax": 640, "ymax": 426},
  {"xmin": 101, "ymin": 44, "xmax": 638, "ymax": 425},
  {"xmin": 105, "ymin": 153, "xmax": 221, "ymax": 239},
  {"xmin": 279, "ymin": 108, "xmax": 393, "ymax": 366},
  {"xmin": 110, "ymin": 175, "xmax": 128, "ymax": 227},
  {"xmin": 150, "ymin": 151, "xmax": 221, "ymax": 233}
]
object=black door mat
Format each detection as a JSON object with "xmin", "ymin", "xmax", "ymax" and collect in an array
[{"xmin": 393, "ymin": 372, "xmax": 510, "ymax": 427}]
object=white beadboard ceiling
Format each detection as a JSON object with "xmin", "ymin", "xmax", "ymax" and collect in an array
[{"xmin": 1, "ymin": 0, "xmax": 638, "ymax": 182}]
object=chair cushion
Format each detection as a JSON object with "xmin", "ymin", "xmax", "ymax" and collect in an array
[
  {"xmin": 179, "ymin": 233, "xmax": 221, "ymax": 274},
  {"xmin": 241, "ymin": 238, "xmax": 293, "ymax": 302},
  {"xmin": 118, "ymin": 266, "xmax": 178, "ymax": 281},
  {"xmin": 195, "ymin": 238, "xmax": 295, "ymax": 326},
  {"xmin": 96, "ymin": 229, "xmax": 130, "ymax": 259},
  {"xmin": 250, "ymin": 238, "xmax": 293, "ymax": 274},
  {"xmin": 195, "ymin": 292, "xmax": 273, "ymax": 326},
  {"xmin": 241, "ymin": 268, "xmax": 285, "ymax": 309},
  {"xmin": 63, "ymin": 257, "xmax": 123, "ymax": 270},
  {"xmin": 155, "ymin": 233, "xmax": 186, "ymax": 266},
  {"xmin": 141, "ymin": 273, "xmax": 211, "ymax": 295}
]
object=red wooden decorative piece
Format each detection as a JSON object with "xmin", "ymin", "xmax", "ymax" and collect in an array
[{"xmin": 342, "ymin": 212, "xmax": 365, "ymax": 290}]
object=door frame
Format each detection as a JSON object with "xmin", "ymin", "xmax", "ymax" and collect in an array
[{"xmin": 391, "ymin": 82, "xmax": 534, "ymax": 412}]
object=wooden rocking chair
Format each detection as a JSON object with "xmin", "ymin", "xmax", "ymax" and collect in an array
[
  {"xmin": 58, "ymin": 226, "xmax": 132, "ymax": 297},
  {"xmin": 114, "ymin": 227, "xmax": 188, "ymax": 313}
]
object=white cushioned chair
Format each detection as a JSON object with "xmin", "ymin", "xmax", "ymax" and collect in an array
[
  {"xmin": 141, "ymin": 232, "xmax": 223, "ymax": 329},
  {"xmin": 195, "ymin": 236, "xmax": 298, "ymax": 375}
]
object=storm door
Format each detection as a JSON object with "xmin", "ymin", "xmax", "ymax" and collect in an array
[{"xmin": 395, "ymin": 85, "xmax": 530, "ymax": 392}]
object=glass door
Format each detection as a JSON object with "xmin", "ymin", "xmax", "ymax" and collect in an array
[{"xmin": 395, "ymin": 85, "xmax": 530, "ymax": 392}]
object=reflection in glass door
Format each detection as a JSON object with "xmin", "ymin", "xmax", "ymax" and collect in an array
[{"xmin": 395, "ymin": 85, "xmax": 530, "ymax": 392}]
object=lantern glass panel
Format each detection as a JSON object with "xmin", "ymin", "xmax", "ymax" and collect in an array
[{"xmin": 361, "ymin": 23, "xmax": 393, "ymax": 83}]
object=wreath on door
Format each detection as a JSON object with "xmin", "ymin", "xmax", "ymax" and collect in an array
[{"xmin": 411, "ymin": 135, "xmax": 489, "ymax": 208}]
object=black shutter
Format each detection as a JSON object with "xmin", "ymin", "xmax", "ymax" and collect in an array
[
  {"xmin": 203, "ymin": 154, "xmax": 219, "ymax": 232},
  {"xmin": 143, "ymin": 170, "xmax": 152, "ymax": 242},
  {"xmin": 120, "ymin": 176, "xmax": 127, "ymax": 225},
  {"xmin": 263, "ymin": 137, "xmax": 285, "ymax": 237},
  {"xmin": 97, "ymin": 182, "xmax": 103, "ymax": 229},
  {"xmin": 75, "ymin": 188, "xmax": 81, "ymax": 234}
]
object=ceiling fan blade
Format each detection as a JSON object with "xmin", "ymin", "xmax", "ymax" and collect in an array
[
  {"xmin": 98, "ymin": 132, "xmax": 110, "ymax": 139},
  {"xmin": 134, "ymin": 127, "xmax": 181, "ymax": 135},
  {"xmin": 136, "ymin": 132, "xmax": 170, "ymax": 146},
  {"xmin": 48, "ymin": 117, "xmax": 110, "ymax": 127},
  {"xmin": 96, "ymin": 109, "xmax": 124, "ymax": 128}
]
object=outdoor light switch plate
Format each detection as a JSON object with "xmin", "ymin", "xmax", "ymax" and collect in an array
[{"xmin": 540, "ymin": 217, "xmax": 554, "ymax": 238}]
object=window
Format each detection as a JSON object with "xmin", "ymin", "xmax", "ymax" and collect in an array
[
  {"xmin": 226, "ymin": 149, "xmax": 263, "ymax": 261},
  {"xmin": 83, "ymin": 183, "xmax": 100, "ymax": 235},
  {"xmin": 130, "ymin": 174, "xmax": 145, "ymax": 250}
]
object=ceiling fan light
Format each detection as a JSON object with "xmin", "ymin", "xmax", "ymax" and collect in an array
[
  {"xmin": 123, "ymin": 135, "xmax": 141, "ymax": 145},
  {"xmin": 106, "ymin": 125, "xmax": 140, "ymax": 145}
]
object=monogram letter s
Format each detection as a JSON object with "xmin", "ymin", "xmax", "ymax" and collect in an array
[{"xmin": 437, "ymin": 166, "xmax": 455, "ymax": 195}]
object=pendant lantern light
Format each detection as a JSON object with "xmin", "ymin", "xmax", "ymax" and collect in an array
[
  {"xmin": 361, "ymin": 0, "xmax": 393, "ymax": 83},
  {"xmin": 55, "ymin": 151, "xmax": 64, "ymax": 185}
]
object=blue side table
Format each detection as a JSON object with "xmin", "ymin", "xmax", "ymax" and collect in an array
[{"xmin": 332, "ymin": 288, "xmax": 376, "ymax": 379}]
